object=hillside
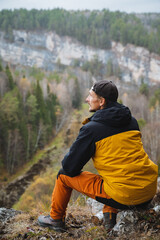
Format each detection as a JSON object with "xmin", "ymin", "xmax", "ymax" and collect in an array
[
  {"xmin": 0, "ymin": 106, "xmax": 85, "ymax": 208},
  {"xmin": 0, "ymin": 106, "xmax": 160, "ymax": 239}
]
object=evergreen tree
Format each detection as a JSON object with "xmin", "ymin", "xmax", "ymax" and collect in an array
[
  {"xmin": 72, "ymin": 78, "xmax": 82, "ymax": 109},
  {"xmin": 35, "ymin": 80, "xmax": 48, "ymax": 123},
  {"xmin": 139, "ymin": 82, "xmax": 149, "ymax": 97},
  {"xmin": 26, "ymin": 94, "xmax": 39, "ymax": 125},
  {"xmin": 106, "ymin": 59, "xmax": 113, "ymax": 77},
  {"xmin": 46, "ymin": 92, "xmax": 57, "ymax": 126},
  {"xmin": 16, "ymin": 89, "xmax": 28, "ymax": 152},
  {"xmin": 5, "ymin": 65, "xmax": 15, "ymax": 90},
  {"xmin": 0, "ymin": 89, "xmax": 19, "ymax": 129}
]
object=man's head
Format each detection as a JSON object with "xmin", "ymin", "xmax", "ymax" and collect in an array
[{"xmin": 86, "ymin": 80, "xmax": 118, "ymax": 112}]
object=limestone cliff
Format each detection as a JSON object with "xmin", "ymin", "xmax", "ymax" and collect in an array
[{"xmin": 0, "ymin": 30, "xmax": 160, "ymax": 85}]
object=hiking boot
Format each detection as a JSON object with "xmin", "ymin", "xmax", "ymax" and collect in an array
[
  {"xmin": 103, "ymin": 212, "xmax": 117, "ymax": 232},
  {"xmin": 38, "ymin": 215, "xmax": 66, "ymax": 232}
]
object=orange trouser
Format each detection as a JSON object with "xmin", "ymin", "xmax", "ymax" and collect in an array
[{"xmin": 50, "ymin": 171, "xmax": 117, "ymax": 220}]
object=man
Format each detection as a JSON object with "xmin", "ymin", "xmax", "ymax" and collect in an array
[{"xmin": 38, "ymin": 80, "xmax": 158, "ymax": 232}]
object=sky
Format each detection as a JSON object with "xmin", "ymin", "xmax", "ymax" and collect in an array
[{"xmin": 0, "ymin": 0, "xmax": 160, "ymax": 13}]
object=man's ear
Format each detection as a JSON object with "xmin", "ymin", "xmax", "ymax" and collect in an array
[{"xmin": 99, "ymin": 97, "xmax": 106, "ymax": 107}]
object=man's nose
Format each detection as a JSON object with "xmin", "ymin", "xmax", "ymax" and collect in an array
[{"xmin": 86, "ymin": 96, "xmax": 89, "ymax": 102}]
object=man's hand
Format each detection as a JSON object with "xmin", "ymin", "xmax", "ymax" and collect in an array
[
  {"xmin": 57, "ymin": 168, "xmax": 82, "ymax": 178},
  {"xmin": 57, "ymin": 168, "xmax": 66, "ymax": 179}
]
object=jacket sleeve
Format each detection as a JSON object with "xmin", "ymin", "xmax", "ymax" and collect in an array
[{"xmin": 61, "ymin": 125, "xmax": 95, "ymax": 177}]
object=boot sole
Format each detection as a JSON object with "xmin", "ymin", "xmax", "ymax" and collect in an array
[{"xmin": 38, "ymin": 222, "xmax": 66, "ymax": 232}]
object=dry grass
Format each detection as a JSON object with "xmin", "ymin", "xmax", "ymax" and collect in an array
[{"xmin": 2, "ymin": 203, "xmax": 160, "ymax": 240}]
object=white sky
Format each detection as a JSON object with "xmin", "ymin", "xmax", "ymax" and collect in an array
[{"xmin": 0, "ymin": 0, "xmax": 160, "ymax": 13}]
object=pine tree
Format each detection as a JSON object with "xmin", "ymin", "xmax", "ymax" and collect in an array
[
  {"xmin": 106, "ymin": 59, "xmax": 113, "ymax": 77},
  {"xmin": 35, "ymin": 80, "xmax": 48, "ymax": 123},
  {"xmin": 17, "ymin": 89, "xmax": 28, "ymax": 152},
  {"xmin": 139, "ymin": 82, "xmax": 149, "ymax": 97},
  {"xmin": 72, "ymin": 78, "xmax": 82, "ymax": 109},
  {"xmin": 46, "ymin": 85, "xmax": 57, "ymax": 126},
  {"xmin": 26, "ymin": 94, "xmax": 38, "ymax": 124},
  {"xmin": 5, "ymin": 65, "xmax": 15, "ymax": 90}
]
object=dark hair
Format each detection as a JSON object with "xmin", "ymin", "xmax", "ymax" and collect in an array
[{"xmin": 92, "ymin": 80, "xmax": 118, "ymax": 102}]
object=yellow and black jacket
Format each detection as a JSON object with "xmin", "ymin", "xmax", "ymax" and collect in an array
[{"xmin": 61, "ymin": 102, "xmax": 158, "ymax": 206}]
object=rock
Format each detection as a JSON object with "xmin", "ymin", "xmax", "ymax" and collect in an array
[
  {"xmin": 0, "ymin": 208, "xmax": 21, "ymax": 223},
  {"xmin": 153, "ymin": 205, "xmax": 160, "ymax": 213},
  {"xmin": 86, "ymin": 198, "xmax": 104, "ymax": 220},
  {"xmin": 112, "ymin": 210, "xmax": 139, "ymax": 234},
  {"xmin": 86, "ymin": 195, "xmax": 160, "ymax": 237},
  {"xmin": 95, "ymin": 210, "xmax": 104, "ymax": 220}
]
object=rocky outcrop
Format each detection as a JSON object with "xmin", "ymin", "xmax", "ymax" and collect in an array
[
  {"xmin": 111, "ymin": 42, "xmax": 160, "ymax": 85},
  {"xmin": 0, "ymin": 30, "xmax": 160, "ymax": 85},
  {"xmin": 87, "ymin": 192, "xmax": 160, "ymax": 238}
]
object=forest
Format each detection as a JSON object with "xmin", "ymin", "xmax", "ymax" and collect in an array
[
  {"xmin": 0, "ymin": 60, "xmax": 85, "ymax": 175},
  {"xmin": 0, "ymin": 8, "xmax": 160, "ymax": 54},
  {"xmin": 0, "ymin": 63, "xmax": 60, "ymax": 174}
]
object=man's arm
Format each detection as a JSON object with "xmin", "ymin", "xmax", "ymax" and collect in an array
[{"xmin": 60, "ymin": 126, "xmax": 95, "ymax": 177}]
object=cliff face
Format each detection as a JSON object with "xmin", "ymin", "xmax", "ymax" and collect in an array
[{"xmin": 0, "ymin": 30, "xmax": 160, "ymax": 85}]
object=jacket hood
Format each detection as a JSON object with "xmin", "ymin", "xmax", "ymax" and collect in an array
[{"xmin": 91, "ymin": 102, "xmax": 131, "ymax": 127}]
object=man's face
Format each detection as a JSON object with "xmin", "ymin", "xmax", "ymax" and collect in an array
[{"xmin": 86, "ymin": 89, "xmax": 103, "ymax": 112}]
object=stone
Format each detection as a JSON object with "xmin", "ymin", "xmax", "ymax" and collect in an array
[
  {"xmin": 86, "ymin": 198, "xmax": 104, "ymax": 220},
  {"xmin": 0, "ymin": 208, "xmax": 21, "ymax": 223},
  {"xmin": 153, "ymin": 205, "xmax": 160, "ymax": 213}
]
